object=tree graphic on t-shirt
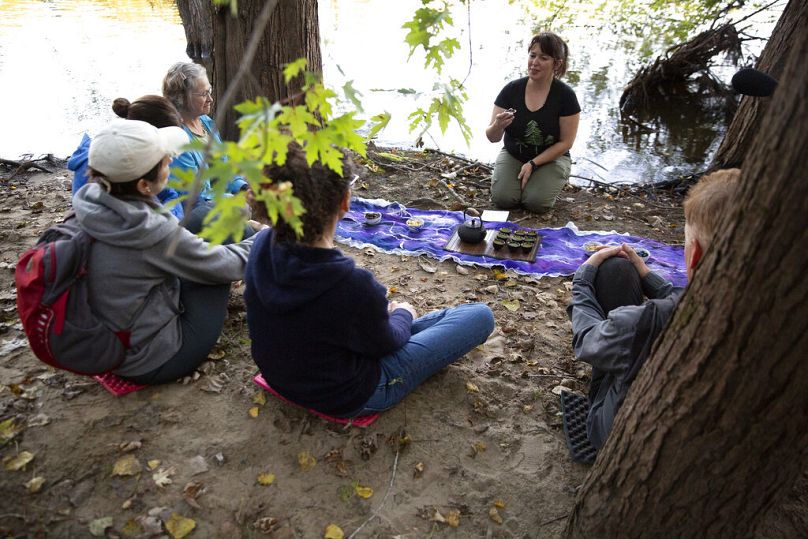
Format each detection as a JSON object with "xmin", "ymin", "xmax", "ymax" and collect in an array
[{"xmin": 518, "ymin": 120, "xmax": 554, "ymax": 153}]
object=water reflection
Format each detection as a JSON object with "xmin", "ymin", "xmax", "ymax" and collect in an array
[{"xmin": 0, "ymin": 0, "xmax": 778, "ymax": 186}]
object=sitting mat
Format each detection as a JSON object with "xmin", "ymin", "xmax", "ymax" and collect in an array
[
  {"xmin": 338, "ymin": 198, "xmax": 687, "ymax": 286},
  {"xmin": 93, "ymin": 373, "xmax": 146, "ymax": 397},
  {"xmin": 560, "ymin": 390, "xmax": 598, "ymax": 465},
  {"xmin": 253, "ymin": 374, "xmax": 380, "ymax": 427}
]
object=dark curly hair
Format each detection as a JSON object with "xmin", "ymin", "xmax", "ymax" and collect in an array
[{"xmin": 255, "ymin": 144, "xmax": 356, "ymax": 244}]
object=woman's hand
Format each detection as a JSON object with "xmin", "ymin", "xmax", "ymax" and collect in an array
[
  {"xmin": 389, "ymin": 301, "xmax": 418, "ymax": 319},
  {"xmin": 518, "ymin": 161, "xmax": 534, "ymax": 190},
  {"xmin": 485, "ymin": 106, "xmax": 515, "ymax": 143},
  {"xmin": 248, "ymin": 219, "xmax": 270, "ymax": 232}
]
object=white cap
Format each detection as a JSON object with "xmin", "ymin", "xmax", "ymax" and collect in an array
[{"xmin": 89, "ymin": 119, "xmax": 188, "ymax": 183}]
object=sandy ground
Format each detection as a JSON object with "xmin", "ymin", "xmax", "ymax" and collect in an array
[{"xmin": 0, "ymin": 152, "xmax": 687, "ymax": 538}]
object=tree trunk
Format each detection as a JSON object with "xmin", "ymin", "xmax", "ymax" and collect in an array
[
  {"xmin": 175, "ymin": 0, "xmax": 214, "ymax": 76},
  {"xmin": 211, "ymin": 0, "xmax": 321, "ymax": 140},
  {"xmin": 711, "ymin": 0, "xmax": 807, "ymax": 169},
  {"xmin": 176, "ymin": 0, "xmax": 322, "ymax": 141},
  {"xmin": 566, "ymin": 9, "xmax": 808, "ymax": 538}
]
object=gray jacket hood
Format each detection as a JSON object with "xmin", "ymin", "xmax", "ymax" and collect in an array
[{"xmin": 73, "ymin": 183, "xmax": 177, "ymax": 249}]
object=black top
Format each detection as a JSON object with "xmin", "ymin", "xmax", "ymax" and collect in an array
[{"xmin": 494, "ymin": 77, "xmax": 581, "ymax": 163}]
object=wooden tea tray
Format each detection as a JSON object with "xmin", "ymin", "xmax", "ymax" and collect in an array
[{"xmin": 443, "ymin": 229, "xmax": 540, "ymax": 263}]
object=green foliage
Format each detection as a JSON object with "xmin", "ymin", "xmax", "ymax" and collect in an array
[
  {"xmin": 402, "ymin": 1, "xmax": 460, "ymax": 74},
  {"xmin": 170, "ymin": 59, "xmax": 377, "ymax": 244},
  {"xmin": 408, "ymin": 79, "xmax": 472, "ymax": 144}
]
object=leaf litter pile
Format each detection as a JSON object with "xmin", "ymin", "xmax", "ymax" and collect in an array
[{"xmin": 0, "ymin": 151, "xmax": 686, "ymax": 536}]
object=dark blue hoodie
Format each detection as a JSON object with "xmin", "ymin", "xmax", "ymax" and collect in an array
[{"xmin": 245, "ymin": 229, "xmax": 414, "ymax": 416}]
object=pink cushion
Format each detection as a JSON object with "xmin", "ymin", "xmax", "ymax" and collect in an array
[
  {"xmin": 93, "ymin": 373, "xmax": 146, "ymax": 396},
  {"xmin": 253, "ymin": 374, "xmax": 379, "ymax": 427}
]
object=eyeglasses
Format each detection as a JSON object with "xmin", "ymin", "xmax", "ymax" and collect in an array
[{"xmin": 191, "ymin": 88, "xmax": 214, "ymax": 98}]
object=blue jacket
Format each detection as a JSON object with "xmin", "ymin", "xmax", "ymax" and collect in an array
[
  {"xmin": 68, "ymin": 133, "xmax": 185, "ymax": 220},
  {"xmin": 169, "ymin": 115, "xmax": 247, "ymax": 205},
  {"xmin": 244, "ymin": 230, "xmax": 414, "ymax": 416}
]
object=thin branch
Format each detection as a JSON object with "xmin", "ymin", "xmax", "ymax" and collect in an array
[
  {"xmin": 347, "ymin": 428, "xmax": 404, "ymax": 538},
  {"xmin": 459, "ymin": 0, "xmax": 473, "ymax": 88}
]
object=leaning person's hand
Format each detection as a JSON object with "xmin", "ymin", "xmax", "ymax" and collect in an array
[
  {"xmin": 621, "ymin": 243, "xmax": 651, "ymax": 278},
  {"xmin": 584, "ymin": 245, "xmax": 624, "ymax": 267},
  {"xmin": 518, "ymin": 162, "xmax": 533, "ymax": 190}
]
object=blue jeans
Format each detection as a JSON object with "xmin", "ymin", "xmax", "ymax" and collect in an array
[{"xmin": 349, "ymin": 303, "xmax": 495, "ymax": 416}]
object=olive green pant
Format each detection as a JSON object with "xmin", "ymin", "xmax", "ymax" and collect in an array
[{"xmin": 490, "ymin": 149, "xmax": 571, "ymax": 213}]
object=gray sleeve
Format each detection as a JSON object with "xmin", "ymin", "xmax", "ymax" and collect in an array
[
  {"xmin": 567, "ymin": 264, "xmax": 643, "ymax": 374},
  {"xmin": 641, "ymin": 271, "xmax": 674, "ymax": 299},
  {"xmin": 146, "ymin": 227, "xmax": 256, "ymax": 285}
]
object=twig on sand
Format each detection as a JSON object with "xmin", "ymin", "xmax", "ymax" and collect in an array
[
  {"xmin": 348, "ymin": 427, "xmax": 404, "ymax": 539},
  {"xmin": 539, "ymin": 514, "xmax": 569, "ymax": 527}
]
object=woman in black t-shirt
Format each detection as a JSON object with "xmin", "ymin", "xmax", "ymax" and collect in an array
[{"xmin": 486, "ymin": 32, "xmax": 581, "ymax": 214}]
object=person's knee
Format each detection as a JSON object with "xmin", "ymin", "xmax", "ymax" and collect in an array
[
  {"xmin": 491, "ymin": 188, "xmax": 520, "ymax": 209},
  {"xmin": 597, "ymin": 257, "xmax": 635, "ymax": 281},
  {"xmin": 460, "ymin": 303, "xmax": 495, "ymax": 338},
  {"xmin": 594, "ymin": 257, "xmax": 643, "ymax": 312}
]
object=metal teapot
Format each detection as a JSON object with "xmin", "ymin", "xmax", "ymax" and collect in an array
[{"xmin": 457, "ymin": 208, "xmax": 486, "ymax": 244}]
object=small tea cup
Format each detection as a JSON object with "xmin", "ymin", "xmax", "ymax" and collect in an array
[{"xmin": 364, "ymin": 211, "xmax": 382, "ymax": 226}]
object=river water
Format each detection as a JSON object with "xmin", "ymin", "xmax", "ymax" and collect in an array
[{"xmin": 0, "ymin": 0, "xmax": 779, "ymax": 184}]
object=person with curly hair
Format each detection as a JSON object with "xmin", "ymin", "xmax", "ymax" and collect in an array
[{"xmin": 245, "ymin": 145, "xmax": 495, "ymax": 418}]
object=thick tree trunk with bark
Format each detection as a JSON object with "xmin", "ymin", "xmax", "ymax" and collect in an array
[
  {"xmin": 211, "ymin": 0, "xmax": 321, "ymax": 140},
  {"xmin": 175, "ymin": 0, "xmax": 214, "ymax": 76},
  {"xmin": 711, "ymin": 0, "xmax": 807, "ymax": 169},
  {"xmin": 176, "ymin": 0, "xmax": 322, "ymax": 141},
  {"xmin": 566, "ymin": 10, "xmax": 808, "ymax": 538}
]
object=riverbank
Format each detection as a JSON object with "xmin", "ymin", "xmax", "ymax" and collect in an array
[{"xmin": 0, "ymin": 151, "xmax": 688, "ymax": 537}]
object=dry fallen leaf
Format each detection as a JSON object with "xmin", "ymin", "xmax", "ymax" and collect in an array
[
  {"xmin": 431, "ymin": 509, "xmax": 446, "ymax": 523},
  {"xmin": 207, "ymin": 349, "xmax": 226, "ymax": 361},
  {"xmin": 324, "ymin": 523, "xmax": 344, "ymax": 539},
  {"xmin": 253, "ymin": 517, "xmax": 280, "ymax": 534},
  {"xmin": 153, "ymin": 466, "xmax": 175, "ymax": 488},
  {"xmin": 413, "ymin": 462, "xmax": 425, "ymax": 478},
  {"xmin": 253, "ymin": 391, "xmax": 267, "ymax": 406},
  {"xmin": 501, "ymin": 299, "xmax": 521, "ymax": 312},
  {"xmin": 0, "ymin": 418, "xmax": 22, "ymax": 445},
  {"xmin": 3, "ymin": 450, "xmax": 34, "ymax": 471},
  {"xmin": 445, "ymin": 509, "xmax": 461, "ymax": 528},
  {"xmin": 147, "ymin": 459, "xmax": 161, "ymax": 471},
  {"xmin": 248, "ymin": 406, "xmax": 260, "ymax": 418},
  {"xmin": 470, "ymin": 441, "xmax": 487, "ymax": 457},
  {"xmin": 298, "ymin": 451, "xmax": 316, "ymax": 472},
  {"xmin": 257, "ymin": 472, "xmax": 276, "ymax": 486},
  {"xmin": 494, "ymin": 499, "xmax": 506, "ymax": 509},
  {"xmin": 489, "ymin": 506, "xmax": 504, "ymax": 524},
  {"xmin": 417, "ymin": 255, "xmax": 437, "ymax": 274},
  {"xmin": 354, "ymin": 484, "xmax": 373, "ymax": 499},
  {"xmin": 455, "ymin": 265, "xmax": 469, "ymax": 275},
  {"xmin": 89, "ymin": 516, "xmax": 113, "ymax": 537},
  {"xmin": 25, "ymin": 476, "xmax": 45, "ymax": 493},
  {"xmin": 183, "ymin": 481, "xmax": 206, "ymax": 509},
  {"xmin": 112, "ymin": 454, "xmax": 141, "ymax": 477},
  {"xmin": 121, "ymin": 499, "xmax": 132, "ymax": 510},
  {"xmin": 122, "ymin": 518, "xmax": 143, "ymax": 537},
  {"xmin": 119, "ymin": 440, "xmax": 142, "ymax": 453},
  {"xmin": 165, "ymin": 513, "xmax": 196, "ymax": 539},
  {"xmin": 465, "ymin": 382, "xmax": 479, "ymax": 393}
]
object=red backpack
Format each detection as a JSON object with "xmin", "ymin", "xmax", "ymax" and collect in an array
[{"xmin": 15, "ymin": 216, "xmax": 130, "ymax": 375}]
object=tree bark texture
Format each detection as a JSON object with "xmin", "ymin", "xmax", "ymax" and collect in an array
[
  {"xmin": 711, "ymin": 0, "xmax": 808, "ymax": 169},
  {"xmin": 566, "ymin": 11, "xmax": 808, "ymax": 538},
  {"xmin": 211, "ymin": 0, "xmax": 321, "ymax": 140},
  {"xmin": 175, "ymin": 0, "xmax": 214, "ymax": 76}
]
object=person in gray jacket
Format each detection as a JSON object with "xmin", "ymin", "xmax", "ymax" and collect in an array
[
  {"xmin": 73, "ymin": 119, "xmax": 264, "ymax": 384},
  {"xmin": 567, "ymin": 169, "xmax": 740, "ymax": 449}
]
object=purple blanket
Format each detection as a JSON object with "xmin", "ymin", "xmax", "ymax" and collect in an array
[{"xmin": 337, "ymin": 198, "xmax": 687, "ymax": 287}]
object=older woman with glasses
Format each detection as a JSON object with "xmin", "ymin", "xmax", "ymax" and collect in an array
[{"xmin": 162, "ymin": 62, "xmax": 253, "ymax": 237}]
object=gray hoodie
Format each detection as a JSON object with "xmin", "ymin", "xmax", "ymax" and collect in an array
[{"xmin": 73, "ymin": 183, "xmax": 253, "ymax": 376}]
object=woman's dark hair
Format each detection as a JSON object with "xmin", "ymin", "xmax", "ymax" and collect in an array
[
  {"xmin": 255, "ymin": 144, "xmax": 356, "ymax": 244},
  {"xmin": 88, "ymin": 158, "xmax": 163, "ymax": 197},
  {"xmin": 528, "ymin": 31, "xmax": 570, "ymax": 78},
  {"xmin": 112, "ymin": 95, "xmax": 182, "ymax": 128}
]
